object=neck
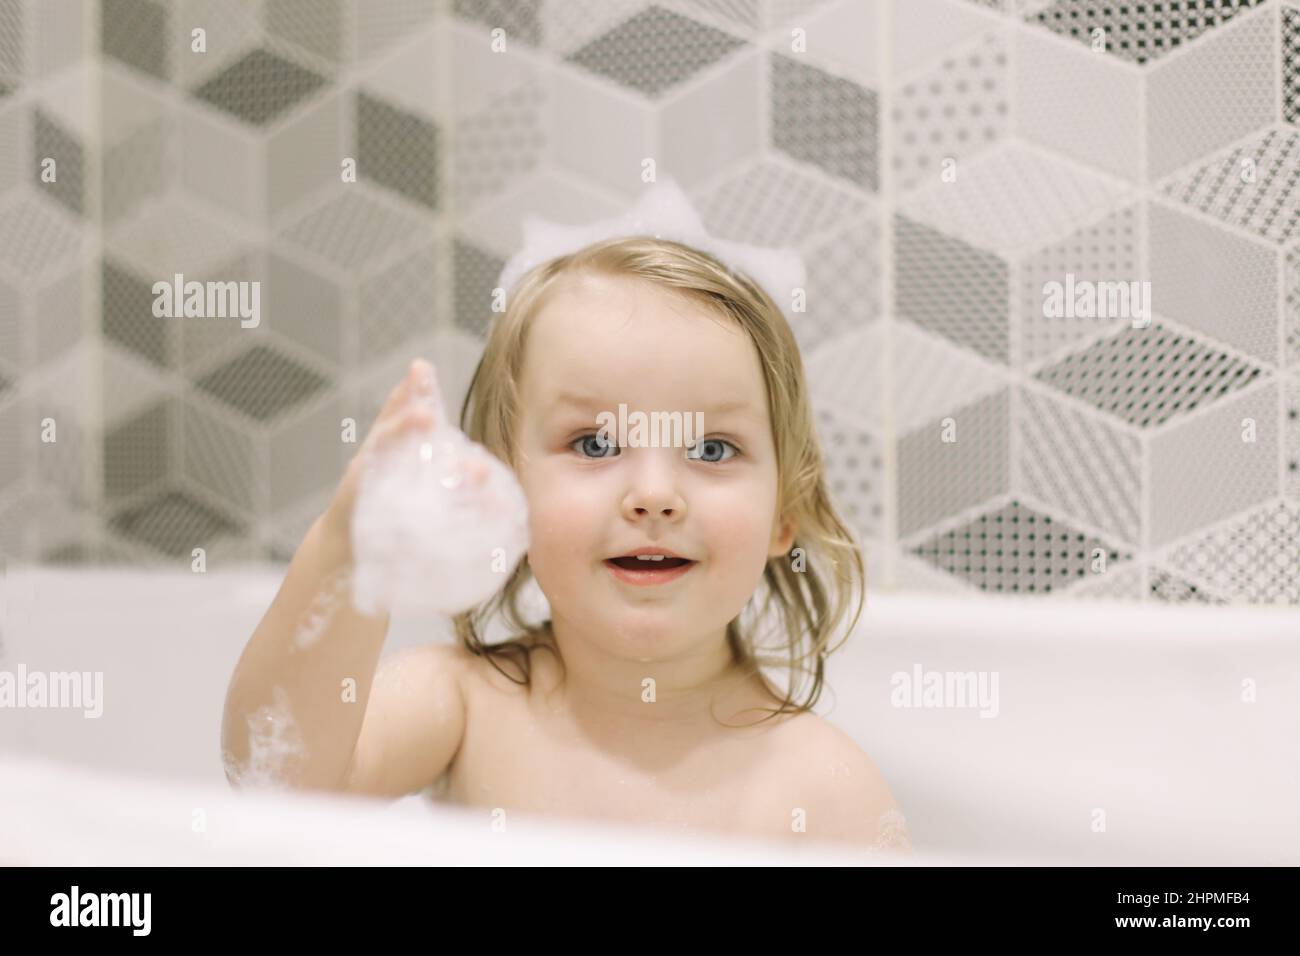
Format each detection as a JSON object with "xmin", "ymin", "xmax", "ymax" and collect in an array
[{"xmin": 539, "ymin": 612, "xmax": 770, "ymax": 729}]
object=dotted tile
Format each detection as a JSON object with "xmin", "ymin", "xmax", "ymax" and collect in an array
[
  {"xmin": 454, "ymin": 0, "xmax": 543, "ymax": 48},
  {"xmin": 695, "ymin": 162, "xmax": 870, "ymax": 247},
  {"xmin": 108, "ymin": 488, "xmax": 242, "ymax": 558},
  {"xmin": 895, "ymin": 213, "xmax": 1010, "ymax": 364},
  {"xmin": 893, "ymin": 32, "xmax": 1009, "ymax": 194},
  {"xmin": 565, "ymin": 4, "xmax": 747, "ymax": 98},
  {"xmin": 358, "ymin": 91, "xmax": 439, "ymax": 211},
  {"xmin": 910, "ymin": 499, "xmax": 1132, "ymax": 595},
  {"xmin": 1286, "ymin": 6, "xmax": 1300, "ymax": 126},
  {"xmin": 1165, "ymin": 501, "xmax": 1300, "ymax": 604},
  {"xmin": 101, "ymin": 0, "xmax": 168, "ymax": 81},
  {"xmin": 771, "ymin": 53, "xmax": 879, "ymax": 192},
  {"xmin": 1029, "ymin": 0, "xmax": 1267, "ymax": 66},
  {"xmin": 192, "ymin": 48, "xmax": 328, "ymax": 127},
  {"xmin": 1158, "ymin": 127, "xmax": 1300, "ymax": 247},
  {"xmin": 193, "ymin": 343, "xmax": 330, "ymax": 422},
  {"xmin": 1034, "ymin": 321, "xmax": 1266, "ymax": 428}
]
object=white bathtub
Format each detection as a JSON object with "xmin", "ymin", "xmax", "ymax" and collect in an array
[{"xmin": 1, "ymin": 566, "xmax": 1297, "ymax": 865}]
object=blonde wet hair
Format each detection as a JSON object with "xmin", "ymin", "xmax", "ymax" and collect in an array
[{"xmin": 453, "ymin": 236, "xmax": 865, "ymax": 725}]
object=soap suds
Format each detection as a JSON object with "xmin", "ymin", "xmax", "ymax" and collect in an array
[
  {"xmin": 349, "ymin": 423, "xmax": 529, "ymax": 617},
  {"xmin": 293, "ymin": 566, "xmax": 353, "ymax": 650},
  {"xmin": 223, "ymin": 687, "xmax": 305, "ymax": 789}
]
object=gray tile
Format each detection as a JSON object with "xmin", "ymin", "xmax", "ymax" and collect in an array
[
  {"xmin": 101, "ymin": 0, "xmax": 168, "ymax": 81},
  {"xmin": 33, "ymin": 109, "xmax": 84, "ymax": 218},
  {"xmin": 816, "ymin": 406, "xmax": 884, "ymax": 541},
  {"xmin": 194, "ymin": 343, "xmax": 330, "ymax": 422},
  {"xmin": 108, "ymin": 488, "xmax": 242, "ymax": 558},
  {"xmin": 697, "ymin": 163, "xmax": 868, "ymax": 247},
  {"xmin": 1149, "ymin": 568, "xmax": 1228, "ymax": 604},
  {"xmin": 1147, "ymin": 201, "xmax": 1278, "ymax": 364},
  {"xmin": 192, "ymin": 48, "xmax": 327, "ymax": 126},
  {"xmin": 565, "ymin": 4, "xmax": 746, "ymax": 98},
  {"xmin": 0, "ymin": 0, "xmax": 22, "ymax": 81},
  {"xmin": 454, "ymin": 84, "xmax": 543, "ymax": 212},
  {"xmin": 359, "ymin": 243, "xmax": 439, "ymax": 363},
  {"xmin": 1163, "ymin": 501, "xmax": 1300, "ymax": 604},
  {"xmin": 454, "ymin": 0, "xmax": 542, "ymax": 48},
  {"xmin": 0, "ymin": 196, "xmax": 81, "ymax": 279},
  {"xmin": 1020, "ymin": 204, "xmax": 1141, "ymax": 367},
  {"xmin": 279, "ymin": 189, "xmax": 427, "ymax": 273},
  {"xmin": 36, "ymin": 269, "xmax": 86, "ymax": 366},
  {"xmin": 1286, "ymin": 7, "xmax": 1300, "ymax": 127},
  {"xmin": 181, "ymin": 398, "xmax": 258, "ymax": 514},
  {"xmin": 0, "ymin": 391, "xmax": 21, "ymax": 493},
  {"xmin": 799, "ymin": 219, "xmax": 881, "ymax": 353},
  {"xmin": 102, "ymin": 258, "xmax": 168, "ymax": 368},
  {"xmin": 1158, "ymin": 127, "xmax": 1300, "ymax": 248},
  {"xmin": 1029, "ymin": 0, "xmax": 1266, "ymax": 66},
  {"xmin": 265, "ymin": 251, "xmax": 343, "ymax": 366},
  {"xmin": 103, "ymin": 116, "xmax": 169, "ymax": 224},
  {"xmin": 36, "ymin": 401, "xmax": 92, "ymax": 507},
  {"xmin": 895, "ymin": 214, "xmax": 1009, "ymax": 364},
  {"xmin": 103, "ymin": 399, "xmax": 170, "ymax": 502},
  {"xmin": 898, "ymin": 389, "xmax": 1010, "ymax": 539},
  {"xmin": 357, "ymin": 91, "xmax": 438, "ymax": 210},
  {"xmin": 265, "ymin": 0, "xmax": 344, "ymax": 65},
  {"xmin": 452, "ymin": 238, "xmax": 505, "ymax": 341},
  {"xmin": 42, "ymin": 541, "xmax": 94, "ymax": 565},
  {"xmin": 911, "ymin": 500, "xmax": 1132, "ymax": 595},
  {"xmin": 771, "ymin": 53, "xmax": 878, "ymax": 192},
  {"xmin": 1034, "ymin": 321, "xmax": 1266, "ymax": 430}
]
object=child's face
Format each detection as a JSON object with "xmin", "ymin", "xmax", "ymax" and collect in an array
[{"xmin": 514, "ymin": 271, "xmax": 795, "ymax": 657}]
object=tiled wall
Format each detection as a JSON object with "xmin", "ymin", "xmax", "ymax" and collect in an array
[{"xmin": 0, "ymin": 0, "xmax": 1297, "ymax": 605}]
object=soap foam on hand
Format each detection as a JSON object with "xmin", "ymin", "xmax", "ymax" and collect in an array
[{"xmin": 349, "ymin": 365, "xmax": 530, "ymax": 618}]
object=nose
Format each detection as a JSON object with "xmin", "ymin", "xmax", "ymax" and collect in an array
[{"xmin": 620, "ymin": 451, "xmax": 687, "ymax": 522}]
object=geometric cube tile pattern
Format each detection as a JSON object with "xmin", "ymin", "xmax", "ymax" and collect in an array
[
  {"xmin": 1033, "ymin": 321, "xmax": 1267, "ymax": 429},
  {"xmin": 1028, "ymin": 0, "xmax": 1267, "ymax": 66},
  {"xmin": 0, "ymin": 0, "xmax": 1295, "ymax": 608}
]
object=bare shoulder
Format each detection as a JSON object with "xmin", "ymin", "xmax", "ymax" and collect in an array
[
  {"xmin": 379, "ymin": 640, "xmax": 474, "ymax": 691},
  {"xmin": 754, "ymin": 712, "xmax": 909, "ymax": 851},
  {"xmin": 344, "ymin": 641, "xmax": 472, "ymax": 798},
  {"xmin": 454, "ymin": 629, "xmax": 559, "ymax": 696}
]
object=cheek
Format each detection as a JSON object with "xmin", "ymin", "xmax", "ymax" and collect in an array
[
  {"xmin": 694, "ymin": 484, "xmax": 778, "ymax": 565},
  {"xmin": 519, "ymin": 468, "xmax": 598, "ymax": 577}
]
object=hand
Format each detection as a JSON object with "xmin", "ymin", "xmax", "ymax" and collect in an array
[{"xmin": 319, "ymin": 358, "xmax": 442, "ymax": 555}]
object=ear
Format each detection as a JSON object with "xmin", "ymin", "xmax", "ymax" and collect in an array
[{"xmin": 768, "ymin": 513, "xmax": 797, "ymax": 559}]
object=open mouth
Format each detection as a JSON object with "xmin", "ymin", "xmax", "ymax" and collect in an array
[
  {"xmin": 606, "ymin": 556, "xmax": 693, "ymax": 570},
  {"xmin": 603, "ymin": 555, "xmax": 698, "ymax": 586}
]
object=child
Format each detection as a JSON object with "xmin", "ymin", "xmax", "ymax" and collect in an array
[{"xmin": 222, "ymin": 230, "xmax": 909, "ymax": 856}]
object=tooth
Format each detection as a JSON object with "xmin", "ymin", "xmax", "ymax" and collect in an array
[{"xmin": 635, "ymin": 555, "xmax": 666, "ymax": 561}]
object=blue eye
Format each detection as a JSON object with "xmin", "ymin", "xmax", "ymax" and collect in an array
[
  {"xmin": 571, "ymin": 434, "xmax": 740, "ymax": 462},
  {"xmin": 686, "ymin": 438, "xmax": 739, "ymax": 463},
  {"xmin": 572, "ymin": 433, "xmax": 621, "ymax": 459}
]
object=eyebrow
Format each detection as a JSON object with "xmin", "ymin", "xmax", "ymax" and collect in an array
[{"xmin": 551, "ymin": 392, "xmax": 757, "ymax": 417}]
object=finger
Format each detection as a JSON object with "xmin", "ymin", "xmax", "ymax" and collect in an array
[
  {"xmin": 406, "ymin": 358, "xmax": 445, "ymax": 426},
  {"xmin": 369, "ymin": 404, "xmax": 434, "ymax": 452},
  {"xmin": 377, "ymin": 359, "xmax": 424, "ymax": 422}
]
